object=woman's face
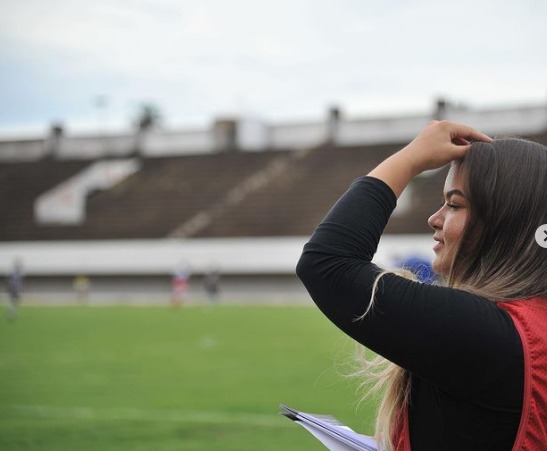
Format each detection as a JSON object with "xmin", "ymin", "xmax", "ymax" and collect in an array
[{"xmin": 427, "ymin": 164, "xmax": 469, "ymax": 276}]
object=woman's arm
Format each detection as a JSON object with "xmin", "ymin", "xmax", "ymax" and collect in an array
[
  {"xmin": 296, "ymin": 123, "xmax": 522, "ymax": 398},
  {"xmin": 296, "ymin": 177, "xmax": 520, "ymax": 398}
]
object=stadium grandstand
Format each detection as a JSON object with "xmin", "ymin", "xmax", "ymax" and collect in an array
[{"xmin": 1, "ymin": 101, "xmax": 546, "ymax": 303}]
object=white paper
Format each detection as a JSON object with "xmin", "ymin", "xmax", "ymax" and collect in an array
[
  {"xmin": 280, "ymin": 405, "xmax": 377, "ymax": 451},
  {"xmin": 297, "ymin": 422, "xmax": 360, "ymax": 451}
]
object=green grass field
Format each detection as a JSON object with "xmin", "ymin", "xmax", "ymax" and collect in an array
[{"xmin": 0, "ymin": 305, "xmax": 376, "ymax": 450}]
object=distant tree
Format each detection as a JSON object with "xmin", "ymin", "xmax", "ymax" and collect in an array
[
  {"xmin": 135, "ymin": 103, "xmax": 162, "ymax": 131},
  {"xmin": 132, "ymin": 102, "xmax": 163, "ymax": 156}
]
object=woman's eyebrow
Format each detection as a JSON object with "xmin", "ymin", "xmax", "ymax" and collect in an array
[{"xmin": 445, "ymin": 189, "xmax": 467, "ymax": 199}]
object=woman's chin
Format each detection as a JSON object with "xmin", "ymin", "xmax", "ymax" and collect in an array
[{"xmin": 431, "ymin": 259, "xmax": 447, "ymax": 277}]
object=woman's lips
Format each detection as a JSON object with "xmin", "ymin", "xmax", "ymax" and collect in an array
[{"xmin": 433, "ymin": 238, "xmax": 444, "ymax": 252}]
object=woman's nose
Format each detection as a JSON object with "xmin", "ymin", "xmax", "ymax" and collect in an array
[{"xmin": 428, "ymin": 208, "xmax": 443, "ymax": 231}]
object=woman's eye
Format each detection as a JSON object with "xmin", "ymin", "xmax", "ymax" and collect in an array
[{"xmin": 447, "ymin": 203, "xmax": 461, "ymax": 210}]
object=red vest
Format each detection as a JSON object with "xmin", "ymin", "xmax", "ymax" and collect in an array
[
  {"xmin": 393, "ymin": 297, "xmax": 547, "ymax": 451},
  {"xmin": 500, "ymin": 298, "xmax": 547, "ymax": 450}
]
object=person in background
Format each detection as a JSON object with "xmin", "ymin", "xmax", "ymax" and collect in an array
[
  {"xmin": 171, "ymin": 264, "xmax": 190, "ymax": 307},
  {"xmin": 203, "ymin": 265, "xmax": 221, "ymax": 305},
  {"xmin": 296, "ymin": 121, "xmax": 547, "ymax": 450},
  {"xmin": 6, "ymin": 259, "xmax": 24, "ymax": 322},
  {"xmin": 73, "ymin": 274, "xmax": 90, "ymax": 304}
]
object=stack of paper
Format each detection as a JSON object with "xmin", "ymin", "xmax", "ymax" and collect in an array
[{"xmin": 280, "ymin": 405, "xmax": 378, "ymax": 451}]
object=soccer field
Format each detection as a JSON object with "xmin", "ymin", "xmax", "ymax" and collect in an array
[{"xmin": 0, "ymin": 305, "xmax": 376, "ymax": 450}]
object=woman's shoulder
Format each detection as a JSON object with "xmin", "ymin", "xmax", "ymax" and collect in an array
[
  {"xmin": 498, "ymin": 297, "xmax": 547, "ymax": 315},
  {"xmin": 498, "ymin": 297, "xmax": 547, "ymax": 338}
]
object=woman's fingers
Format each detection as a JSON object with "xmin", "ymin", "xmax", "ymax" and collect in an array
[
  {"xmin": 400, "ymin": 121, "xmax": 493, "ymax": 173},
  {"xmin": 452, "ymin": 137, "xmax": 470, "ymax": 146},
  {"xmin": 441, "ymin": 121, "xmax": 493, "ymax": 144}
]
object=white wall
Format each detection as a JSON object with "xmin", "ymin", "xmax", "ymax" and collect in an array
[{"xmin": 0, "ymin": 235, "xmax": 435, "ymax": 277}]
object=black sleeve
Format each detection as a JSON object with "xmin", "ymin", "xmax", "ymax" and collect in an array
[{"xmin": 296, "ymin": 176, "xmax": 522, "ymax": 398}]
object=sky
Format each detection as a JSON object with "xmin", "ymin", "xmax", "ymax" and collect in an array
[{"xmin": 0, "ymin": 0, "xmax": 546, "ymax": 136}]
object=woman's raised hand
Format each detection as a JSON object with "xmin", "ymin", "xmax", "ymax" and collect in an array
[
  {"xmin": 400, "ymin": 120, "xmax": 493, "ymax": 174},
  {"xmin": 368, "ymin": 121, "xmax": 492, "ymax": 198}
]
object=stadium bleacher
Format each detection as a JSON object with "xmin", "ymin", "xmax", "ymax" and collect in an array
[
  {"xmin": 1, "ymin": 129, "xmax": 546, "ymax": 242},
  {"xmin": 0, "ymin": 151, "xmax": 284, "ymax": 240},
  {"xmin": 0, "ymin": 160, "xmax": 89, "ymax": 241}
]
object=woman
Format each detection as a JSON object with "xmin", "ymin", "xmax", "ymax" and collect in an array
[{"xmin": 296, "ymin": 121, "xmax": 547, "ymax": 450}]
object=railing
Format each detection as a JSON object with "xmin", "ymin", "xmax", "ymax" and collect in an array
[
  {"xmin": 143, "ymin": 129, "xmax": 214, "ymax": 156},
  {"xmin": 57, "ymin": 134, "xmax": 136, "ymax": 159},
  {"xmin": 268, "ymin": 120, "xmax": 327, "ymax": 149},
  {"xmin": 0, "ymin": 104, "xmax": 545, "ymax": 161},
  {"xmin": 0, "ymin": 139, "xmax": 48, "ymax": 161}
]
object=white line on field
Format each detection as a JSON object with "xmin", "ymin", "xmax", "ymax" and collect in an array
[{"xmin": 1, "ymin": 405, "xmax": 286, "ymax": 427}]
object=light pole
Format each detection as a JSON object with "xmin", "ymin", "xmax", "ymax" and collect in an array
[{"xmin": 93, "ymin": 95, "xmax": 109, "ymax": 155}]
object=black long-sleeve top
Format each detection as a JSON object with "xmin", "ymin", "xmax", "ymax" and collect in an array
[{"xmin": 296, "ymin": 176, "xmax": 523, "ymax": 451}]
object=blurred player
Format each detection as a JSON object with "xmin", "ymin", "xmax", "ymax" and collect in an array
[
  {"xmin": 6, "ymin": 259, "xmax": 24, "ymax": 322},
  {"xmin": 171, "ymin": 264, "xmax": 190, "ymax": 307},
  {"xmin": 203, "ymin": 265, "xmax": 220, "ymax": 305},
  {"xmin": 73, "ymin": 274, "xmax": 90, "ymax": 304}
]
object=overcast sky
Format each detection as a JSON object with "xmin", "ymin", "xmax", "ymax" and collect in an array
[{"xmin": 0, "ymin": 0, "xmax": 546, "ymax": 136}]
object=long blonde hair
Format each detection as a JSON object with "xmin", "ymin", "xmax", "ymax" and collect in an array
[
  {"xmin": 355, "ymin": 138, "xmax": 547, "ymax": 450},
  {"xmin": 352, "ymin": 269, "xmax": 415, "ymax": 451}
]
